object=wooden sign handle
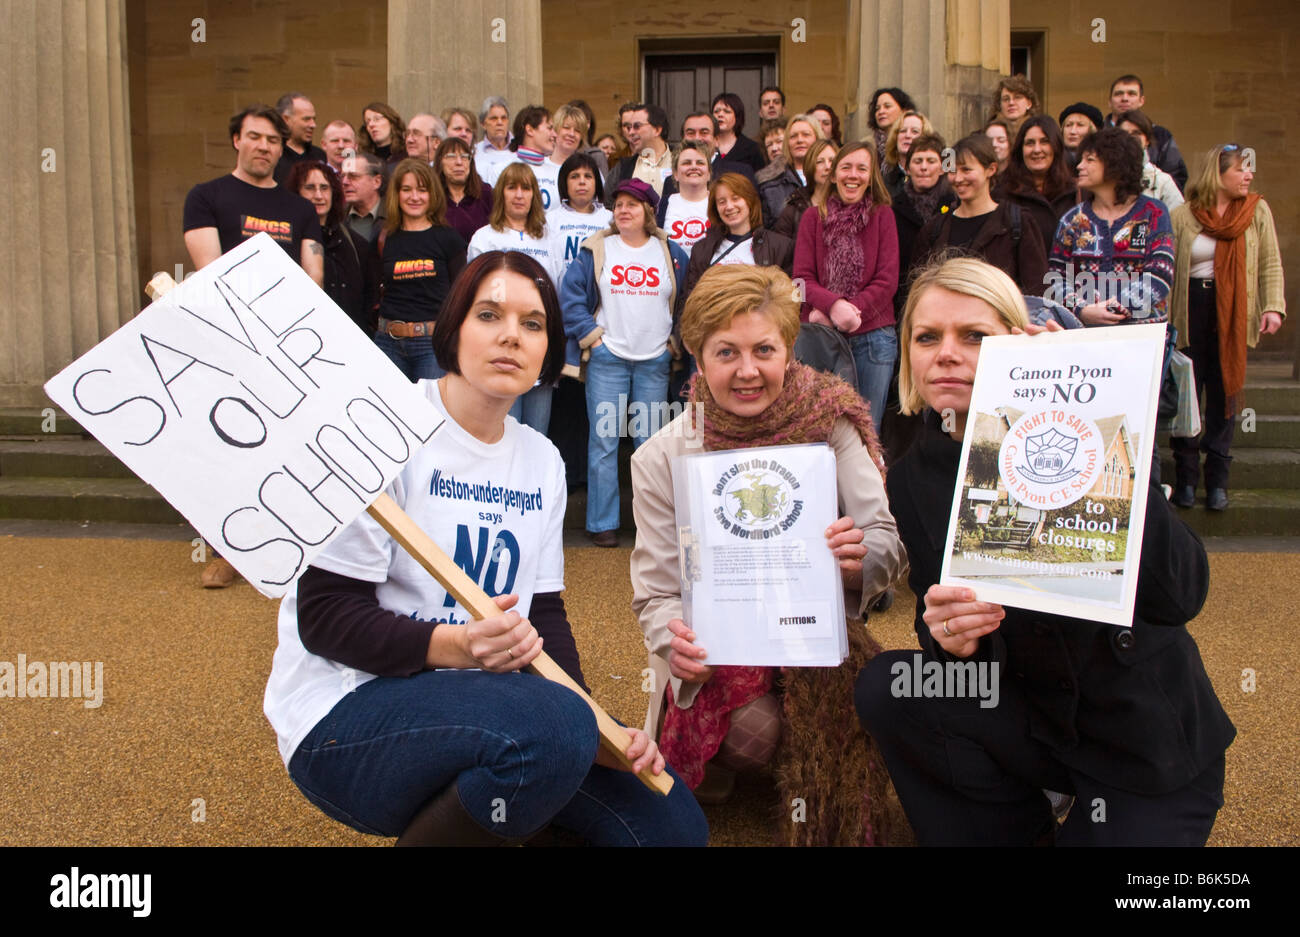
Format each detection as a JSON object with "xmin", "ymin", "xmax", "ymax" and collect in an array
[
  {"xmin": 147, "ymin": 270, "xmax": 671, "ymax": 794},
  {"xmin": 367, "ymin": 494, "xmax": 672, "ymax": 795}
]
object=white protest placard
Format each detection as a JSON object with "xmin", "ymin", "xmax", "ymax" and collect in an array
[
  {"xmin": 672, "ymin": 443, "xmax": 847, "ymax": 666},
  {"xmin": 44, "ymin": 233, "xmax": 442, "ymax": 597},
  {"xmin": 42, "ymin": 237, "xmax": 673, "ymax": 794},
  {"xmin": 939, "ymin": 323, "xmax": 1166, "ymax": 626}
]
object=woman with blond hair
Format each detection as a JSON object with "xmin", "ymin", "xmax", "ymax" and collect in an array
[
  {"xmin": 632, "ymin": 262, "xmax": 905, "ymax": 827},
  {"xmin": 855, "ymin": 256, "xmax": 1234, "ymax": 845},
  {"xmin": 756, "ymin": 113, "xmax": 824, "ymax": 226},
  {"xmin": 770, "ymin": 137, "xmax": 837, "ymax": 239},
  {"xmin": 1168, "ymin": 144, "xmax": 1286, "ymax": 511},
  {"xmin": 440, "ymin": 106, "xmax": 477, "ymax": 146},
  {"xmin": 373, "ymin": 158, "xmax": 467, "ymax": 380},
  {"xmin": 882, "ymin": 110, "xmax": 935, "ymax": 198}
]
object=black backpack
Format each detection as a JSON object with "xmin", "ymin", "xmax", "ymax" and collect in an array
[{"xmin": 794, "ymin": 323, "xmax": 858, "ymax": 388}]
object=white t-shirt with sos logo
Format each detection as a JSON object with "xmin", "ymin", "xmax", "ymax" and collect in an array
[
  {"xmin": 596, "ymin": 235, "xmax": 674, "ymax": 360},
  {"xmin": 661, "ymin": 193, "xmax": 711, "ymax": 250}
]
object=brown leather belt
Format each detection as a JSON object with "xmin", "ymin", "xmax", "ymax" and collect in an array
[{"xmin": 379, "ymin": 317, "xmax": 437, "ymax": 338}]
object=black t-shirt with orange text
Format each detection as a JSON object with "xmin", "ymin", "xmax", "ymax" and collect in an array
[
  {"xmin": 377, "ymin": 226, "xmax": 468, "ymax": 323},
  {"xmin": 183, "ymin": 173, "xmax": 322, "ymax": 260}
]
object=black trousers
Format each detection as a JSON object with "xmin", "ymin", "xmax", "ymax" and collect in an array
[
  {"xmin": 855, "ymin": 649, "xmax": 1226, "ymax": 846},
  {"xmin": 1172, "ymin": 280, "xmax": 1236, "ymax": 490}
]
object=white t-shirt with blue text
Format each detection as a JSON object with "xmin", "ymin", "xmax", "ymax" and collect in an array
[
  {"xmin": 467, "ymin": 224, "xmax": 564, "ymax": 287},
  {"xmin": 548, "ymin": 202, "xmax": 613, "ymax": 278},
  {"xmin": 263, "ymin": 380, "xmax": 568, "ymax": 767}
]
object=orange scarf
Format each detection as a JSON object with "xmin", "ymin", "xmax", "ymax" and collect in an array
[{"xmin": 1191, "ymin": 194, "xmax": 1259, "ymax": 417}]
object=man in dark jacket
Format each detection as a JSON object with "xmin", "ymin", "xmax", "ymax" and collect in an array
[{"xmin": 1104, "ymin": 74, "xmax": 1187, "ymax": 191}]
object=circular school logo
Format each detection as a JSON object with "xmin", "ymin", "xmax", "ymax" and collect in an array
[
  {"xmin": 997, "ymin": 409, "xmax": 1104, "ymax": 509},
  {"xmin": 623, "ymin": 265, "xmax": 647, "ymax": 287},
  {"xmin": 723, "ymin": 470, "xmax": 793, "ymax": 527}
]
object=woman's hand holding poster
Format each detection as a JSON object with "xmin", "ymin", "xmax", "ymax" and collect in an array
[{"xmin": 939, "ymin": 323, "xmax": 1166, "ymax": 626}]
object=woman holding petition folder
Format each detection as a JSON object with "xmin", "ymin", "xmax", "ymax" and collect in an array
[
  {"xmin": 630, "ymin": 263, "xmax": 906, "ymax": 829},
  {"xmin": 263, "ymin": 250, "xmax": 706, "ymax": 846},
  {"xmin": 853, "ymin": 256, "xmax": 1235, "ymax": 846}
]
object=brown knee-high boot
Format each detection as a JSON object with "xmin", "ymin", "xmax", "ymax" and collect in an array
[{"xmin": 395, "ymin": 780, "xmax": 514, "ymax": 847}]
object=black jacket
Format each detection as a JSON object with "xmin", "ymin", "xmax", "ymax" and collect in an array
[
  {"xmin": 757, "ymin": 164, "xmax": 803, "ymax": 230},
  {"xmin": 888, "ymin": 411, "xmax": 1235, "ymax": 793},
  {"xmin": 995, "ymin": 180, "xmax": 1079, "ymax": 256},
  {"xmin": 715, "ymin": 133, "xmax": 766, "ymax": 174},
  {"xmin": 321, "ymin": 221, "xmax": 379, "ymax": 334},
  {"xmin": 770, "ymin": 188, "xmax": 812, "ymax": 240},
  {"xmin": 890, "ymin": 182, "xmax": 958, "ymax": 313},
  {"xmin": 912, "ymin": 202, "xmax": 1049, "ymax": 295}
]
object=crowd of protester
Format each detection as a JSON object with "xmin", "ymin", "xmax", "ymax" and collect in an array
[{"xmin": 180, "ymin": 72, "xmax": 1284, "ymax": 846}]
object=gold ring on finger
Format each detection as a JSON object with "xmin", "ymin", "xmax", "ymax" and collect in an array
[{"xmin": 942, "ymin": 620, "xmax": 952, "ymax": 637}]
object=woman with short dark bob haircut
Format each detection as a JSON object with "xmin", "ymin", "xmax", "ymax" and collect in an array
[
  {"xmin": 264, "ymin": 250, "xmax": 707, "ymax": 847},
  {"xmin": 710, "ymin": 91, "xmax": 765, "ymax": 173}
]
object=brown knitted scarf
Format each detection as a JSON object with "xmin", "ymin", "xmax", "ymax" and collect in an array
[
  {"xmin": 1191, "ymin": 194, "xmax": 1260, "ymax": 417},
  {"xmin": 688, "ymin": 359, "xmax": 886, "ymax": 472},
  {"xmin": 678, "ymin": 359, "xmax": 906, "ymax": 845}
]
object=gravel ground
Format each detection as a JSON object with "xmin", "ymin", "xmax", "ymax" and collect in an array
[{"xmin": 0, "ymin": 536, "xmax": 1293, "ymax": 846}]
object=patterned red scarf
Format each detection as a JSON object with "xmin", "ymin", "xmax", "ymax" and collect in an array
[{"xmin": 659, "ymin": 361, "xmax": 885, "ymax": 788}]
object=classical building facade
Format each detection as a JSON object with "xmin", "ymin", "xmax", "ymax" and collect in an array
[{"xmin": 4, "ymin": 0, "xmax": 1295, "ymax": 404}]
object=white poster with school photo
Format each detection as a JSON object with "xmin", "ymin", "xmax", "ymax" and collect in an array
[
  {"xmin": 671, "ymin": 443, "xmax": 846, "ymax": 666},
  {"xmin": 44, "ymin": 233, "xmax": 441, "ymax": 598},
  {"xmin": 938, "ymin": 323, "xmax": 1166, "ymax": 626}
]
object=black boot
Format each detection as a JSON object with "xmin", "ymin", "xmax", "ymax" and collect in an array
[
  {"xmin": 396, "ymin": 780, "xmax": 514, "ymax": 847},
  {"xmin": 1172, "ymin": 485, "xmax": 1196, "ymax": 508}
]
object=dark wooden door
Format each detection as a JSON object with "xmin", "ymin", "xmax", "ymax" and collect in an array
[{"xmin": 645, "ymin": 52, "xmax": 776, "ymax": 144}]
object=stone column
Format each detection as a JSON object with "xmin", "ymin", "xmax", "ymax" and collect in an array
[
  {"xmin": 0, "ymin": 0, "xmax": 139, "ymax": 406},
  {"xmin": 846, "ymin": 0, "xmax": 1008, "ymax": 145},
  {"xmin": 388, "ymin": 0, "xmax": 543, "ymax": 128}
]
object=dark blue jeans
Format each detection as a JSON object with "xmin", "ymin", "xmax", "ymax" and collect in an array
[
  {"xmin": 288, "ymin": 669, "xmax": 707, "ymax": 845},
  {"xmin": 373, "ymin": 331, "xmax": 445, "ymax": 382}
]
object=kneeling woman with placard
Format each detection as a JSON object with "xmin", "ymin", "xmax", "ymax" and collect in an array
[
  {"xmin": 631, "ymin": 263, "xmax": 908, "ymax": 842},
  {"xmin": 263, "ymin": 250, "xmax": 706, "ymax": 846},
  {"xmin": 854, "ymin": 257, "xmax": 1235, "ymax": 845}
]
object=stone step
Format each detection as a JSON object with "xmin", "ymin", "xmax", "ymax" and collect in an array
[
  {"xmin": 1242, "ymin": 381, "xmax": 1300, "ymax": 416},
  {"xmin": 1166, "ymin": 489, "xmax": 1300, "ymax": 538},
  {"xmin": 1160, "ymin": 414, "xmax": 1300, "ymax": 449},
  {"xmin": 0, "ymin": 439, "xmax": 135, "ymax": 479},
  {"xmin": 0, "ymin": 407, "xmax": 85, "ymax": 437},
  {"xmin": 0, "ymin": 477, "xmax": 185, "ymax": 525},
  {"xmin": 1160, "ymin": 448, "xmax": 1300, "ymax": 490}
]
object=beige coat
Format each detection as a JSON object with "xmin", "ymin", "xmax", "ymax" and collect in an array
[
  {"xmin": 630, "ymin": 412, "xmax": 907, "ymax": 727},
  {"xmin": 1170, "ymin": 199, "xmax": 1286, "ymax": 349}
]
